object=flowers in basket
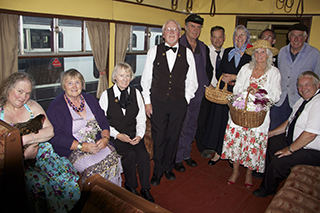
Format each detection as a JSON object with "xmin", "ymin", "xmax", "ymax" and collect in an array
[
  {"xmin": 78, "ymin": 119, "xmax": 102, "ymax": 143},
  {"xmin": 227, "ymin": 87, "xmax": 274, "ymax": 112}
]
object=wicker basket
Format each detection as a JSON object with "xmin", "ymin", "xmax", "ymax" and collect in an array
[
  {"xmin": 227, "ymin": 91, "xmax": 267, "ymax": 128},
  {"xmin": 205, "ymin": 75, "xmax": 233, "ymax": 105}
]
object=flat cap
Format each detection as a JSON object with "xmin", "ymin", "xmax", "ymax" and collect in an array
[
  {"xmin": 185, "ymin": 14, "xmax": 204, "ymax": 25},
  {"xmin": 288, "ymin": 23, "xmax": 308, "ymax": 34}
]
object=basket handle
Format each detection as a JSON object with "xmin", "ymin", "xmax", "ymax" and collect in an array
[
  {"xmin": 217, "ymin": 75, "xmax": 228, "ymax": 91},
  {"xmin": 244, "ymin": 89, "xmax": 254, "ymax": 112}
]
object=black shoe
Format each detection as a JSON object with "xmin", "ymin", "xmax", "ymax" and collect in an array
[
  {"xmin": 164, "ymin": 171, "xmax": 176, "ymax": 180},
  {"xmin": 140, "ymin": 189, "xmax": 155, "ymax": 203},
  {"xmin": 150, "ymin": 174, "xmax": 162, "ymax": 186},
  {"xmin": 124, "ymin": 182, "xmax": 139, "ymax": 196},
  {"xmin": 200, "ymin": 150, "xmax": 212, "ymax": 158},
  {"xmin": 174, "ymin": 162, "xmax": 186, "ymax": 172},
  {"xmin": 184, "ymin": 158, "xmax": 197, "ymax": 167},
  {"xmin": 208, "ymin": 158, "xmax": 220, "ymax": 166},
  {"xmin": 252, "ymin": 171, "xmax": 265, "ymax": 179},
  {"xmin": 253, "ymin": 189, "xmax": 276, "ymax": 198},
  {"xmin": 228, "ymin": 159, "xmax": 233, "ymax": 168}
]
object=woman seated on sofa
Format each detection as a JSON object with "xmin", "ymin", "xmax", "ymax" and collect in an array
[
  {"xmin": 0, "ymin": 72, "xmax": 80, "ymax": 212},
  {"xmin": 99, "ymin": 62, "xmax": 154, "ymax": 202},
  {"xmin": 47, "ymin": 69, "xmax": 122, "ymax": 185}
]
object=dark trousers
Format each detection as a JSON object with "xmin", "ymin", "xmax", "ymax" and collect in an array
[
  {"xmin": 270, "ymin": 96, "xmax": 292, "ymax": 131},
  {"xmin": 195, "ymin": 97, "xmax": 212, "ymax": 152},
  {"xmin": 259, "ymin": 134, "xmax": 320, "ymax": 194},
  {"xmin": 151, "ymin": 96, "xmax": 187, "ymax": 176},
  {"xmin": 175, "ymin": 95, "xmax": 202, "ymax": 163},
  {"xmin": 112, "ymin": 138, "xmax": 151, "ymax": 189}
]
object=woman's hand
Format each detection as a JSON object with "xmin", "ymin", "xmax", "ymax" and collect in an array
[
  {"xmin": 24, "ymin": 143, "xmax": 39, "ymax": 160},
  {"xmin": 130, "ymin": 136, "xmax": 141, "ymax": 145},
  {"xmin": 96, "ymin": 137, "xmax": 109, "ymax": 150},
  {"xmin": 82, "ymin": 142, "xmax": 100, "ymax": 155},
  {"xmin": 221, "ymin": 73, "xmax": 237, "ymax": 84},
  {"xmin": 247, "ymin": 86, "xmax": 258, "ymax": 95},
  {"xmin": 117, "ymin": 133, "xmax": 132, "ymax": 143}
]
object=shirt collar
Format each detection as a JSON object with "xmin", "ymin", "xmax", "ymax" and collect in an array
[{"xmin": 113, "ymin": 84, "xmax": 130, "ymax": 98}]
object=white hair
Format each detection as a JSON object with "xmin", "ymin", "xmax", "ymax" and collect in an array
[{"xmin": 249, "ymin": 48, "xmax": 274, "ymax": 71}]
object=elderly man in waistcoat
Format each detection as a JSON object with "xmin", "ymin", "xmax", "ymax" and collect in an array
[
  {"xmin": 174, "ymin": 14, "xmax": 214, "ymax": 172},
  {"xmin": 141, "ymin": 19, "xmax": 198, "ymax": 186}
]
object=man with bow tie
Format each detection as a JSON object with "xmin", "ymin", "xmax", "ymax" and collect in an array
[
  {"xmin": 174, "ymin": 14, "xmax": 214, "ymax": 172},
  {"xmin": 141, "ymin": 19, "xmax": 198, "ymax": 186}
]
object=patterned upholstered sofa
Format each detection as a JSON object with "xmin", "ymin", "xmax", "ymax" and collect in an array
[
  {"xmin": 265, "ymin": 165, "xmax": 320, "ymax": 213},
  {"xmin": 0, "ymin": 119, "xmax": 169, "ymax": 213}
]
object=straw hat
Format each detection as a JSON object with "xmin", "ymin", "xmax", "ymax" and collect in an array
[{"xmin": 245, "ymin": 39, "xmax": 279, "ymax": 56}]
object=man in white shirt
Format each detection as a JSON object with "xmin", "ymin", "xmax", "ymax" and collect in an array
[
  {"xmin": 253, "ymin": 71, "xmax": 320, "ymax": 197},
  {"xmin": 141, "ymin": 19, "xmax": 198, "ymax": 186},
  {"xmin": 196, "ymin": 26, "xmax": 226, "ymax": 159}
]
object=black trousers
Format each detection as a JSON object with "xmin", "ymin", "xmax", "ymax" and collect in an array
[
  {"xmin": 112, "ymin": 138, "xmax": 151, "ymax": 189},
  {"xmin": 151, "ymin": 96, "xmax": 187, "ymax": 176},
  {"xmin": 195, "ymin": 96, "xmax": 212, "ymax": 152},
  {"xmin": 259, "ymin": 134, "xmax": 320, "ymax": 194}
]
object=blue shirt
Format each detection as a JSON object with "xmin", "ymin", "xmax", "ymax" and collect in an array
[{"xmin": 277, "ymin": 43, "xmax": 320, "ymax": 107}]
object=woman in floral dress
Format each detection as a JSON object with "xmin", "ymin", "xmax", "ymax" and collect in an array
[
  {"xmin": 0, "ymin": 72, "xmax": 80, "ymax": 213},
  {"xmin": 221, "ymin": 40, "xmax": 281, "ymax": 188},
  {"xmin": 47, "ymin": 69, "xmax": 122, "ymax": 185}
]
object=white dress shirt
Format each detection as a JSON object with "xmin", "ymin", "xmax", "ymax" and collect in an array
[
  {"xmin": 289, "ymin": 90, "xmax": 320, "ymax": 151},
  {"xmin": 141, "ymin": 42, "xmax": 198, "ymax": 105},
  {"xmin": 99, "ymin": 86, "xmax": 146, "ymax": 139},
  {"xmin": 208, "ymin": 44, "xmax": 225, "ymax": 86}
]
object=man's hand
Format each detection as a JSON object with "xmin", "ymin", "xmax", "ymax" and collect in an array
[
  {"xmin": 145, "ymin": 104, "xmax": 153, "ymax": 118},
  {"xmin": 275, "ymin": 147, "xmax": 292, "ymax": 158}
]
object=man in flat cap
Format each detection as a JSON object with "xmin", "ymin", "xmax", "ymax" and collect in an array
[
  {"xmin": 174, "ymin": 14, "xmax": 213, "ymax": 172},
  {"xmin": 270, "ymin": 23, "xmax": 320, "ymax": 131}
]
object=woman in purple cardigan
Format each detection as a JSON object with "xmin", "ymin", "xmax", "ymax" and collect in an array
[{"xmin": 47, "ymin": 69, "xmax": 122, "ymax": 185}]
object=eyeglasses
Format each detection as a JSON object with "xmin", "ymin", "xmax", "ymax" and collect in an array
[
  {"xmin": 165, "ymin": 28, "xmax": 179, "ymax": 33},
  {"xmin": 297, "ymin": 83, "xmax": 316, "ymax": 88},
  {"xmin": 235, "ymin": 33, "xmax": 246, "ymax": 37},
  {"xmin": 261, "ymin": 35, "xmax": 274, "ymax": 40}
]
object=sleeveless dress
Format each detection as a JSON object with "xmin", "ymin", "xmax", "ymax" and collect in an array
[
  {"xmin": 221, "ymin": 73, "xmax": 269, "ymax": 173},
  {"xmin": 0, "ymin": 104, "xmax": 81, "ymax": 213},
  {"xmin": 67, "ymin": 99, "xmax": 123, "ymax": 186}
]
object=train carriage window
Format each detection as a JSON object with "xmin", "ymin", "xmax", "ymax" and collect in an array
[
  {"xmin": 18, "ymin": 15, "xmax": 100, "ymax": 110},
  {"xmin": 125, "ymin": 25, "xmax": 162, "ymax": 76},
  {"xmin": 58, "ymin": 19, "xmax": 82, "ymax": 52}
]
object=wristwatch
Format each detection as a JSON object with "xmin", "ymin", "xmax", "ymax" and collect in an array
[{"xmin": 77, "ymin": 142, "xmax": 83, "ymax": 151}]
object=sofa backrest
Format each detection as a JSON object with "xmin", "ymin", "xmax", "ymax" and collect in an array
[{"xmin": 0, "ymin": 120, "xmax": 29, "ymax": 212}]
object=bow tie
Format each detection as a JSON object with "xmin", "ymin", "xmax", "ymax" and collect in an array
[{"xmin": 165, "ymin": 46, "xmax": 177, "ymax": 53}]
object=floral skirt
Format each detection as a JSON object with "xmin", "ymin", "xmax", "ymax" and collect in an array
[
  {"xmin": 69, "ymin": 143, "xmax": 123, "ymax": 186},
  {"xmin": 221, "ymin": 124, "xmax": 268, "ymax": 173},
  {"xmin": 25, "ymin": 142, "xmax": 81, "ymax": 213}
]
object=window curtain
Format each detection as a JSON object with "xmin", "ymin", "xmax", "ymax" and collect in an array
[
  {"xmin": 115, "ymin": 24, "xmax": 131, "ymax": 65},
  {"xmin": 86, "ymin": 21, "xmax": 109, "ymax": 99},
  {"xmin": 0, "ymin": 14, "xmax": 18, "ymax": 83}
]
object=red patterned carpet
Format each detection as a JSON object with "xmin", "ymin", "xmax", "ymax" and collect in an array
[{"xmin": 124, "ymin": 141, "xmax": 282, "ymax": 213}]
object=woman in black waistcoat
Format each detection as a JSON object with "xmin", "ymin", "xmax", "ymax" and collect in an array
[
  {"xmin": 202, "ymin": 25, "xmax": 252, "ymax": 166},
  {"xmin": 99, "ymin": 62, "xmax": 154, "ymax": 203}
]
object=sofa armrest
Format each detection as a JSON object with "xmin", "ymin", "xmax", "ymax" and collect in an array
[{"xmin": 82, "ymin": 174, "xmax": 171, "ymax": 213}]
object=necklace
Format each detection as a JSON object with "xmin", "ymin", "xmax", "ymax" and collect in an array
[{"xmin": 65, "ymin": 94, "xmax": 85, "ymax": 112}]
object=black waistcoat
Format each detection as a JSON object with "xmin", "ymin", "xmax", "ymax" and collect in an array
[
  {"xmin": 151, "ymin": 43, "xmax": 189, "ymax": 103},
  {"xmin": 107, "ymin": 86, "xmax": 139, "ymax": 138}
]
